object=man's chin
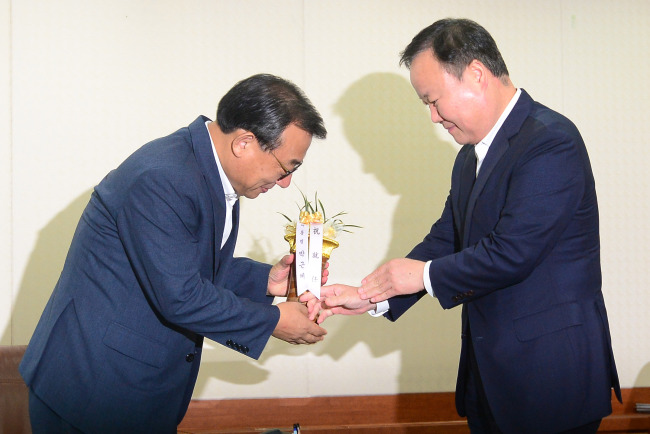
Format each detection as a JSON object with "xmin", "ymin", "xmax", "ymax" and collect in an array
[
  {"xmin": 243, "ymin": 189, "xmax": 264, "ymax": 199},
  {"xmin": 241, "ymin": 185, "xmax": 275, "ymax": 199},
  {"xmin": 243, "ymin": 192, "xmax": 260, "ymax": 199}
]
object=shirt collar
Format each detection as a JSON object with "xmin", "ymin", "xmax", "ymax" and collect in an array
[
  {"xmin": 205, "ymin": 121, "xmax": 238, "ymax": 207},
  {"xmin": 475, "ymin": 88, "xmax": 522, "ymax": 172}
]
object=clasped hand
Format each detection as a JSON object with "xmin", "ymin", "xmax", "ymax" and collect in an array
[
  {"xmin": 300, "ymin": 258, "xmax": 426, "ymax": 324},
  {"xmin": 300, "ymin": 284, "xmax": 376, "ymax": 324},
  {"xmin": 267, "ymin": 254, "xmax": 329, "ymax": 344}
]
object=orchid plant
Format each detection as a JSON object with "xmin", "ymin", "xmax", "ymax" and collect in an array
[{"xmin": 280, "ymin": 190, "xmax": 360, "ymax": 240}]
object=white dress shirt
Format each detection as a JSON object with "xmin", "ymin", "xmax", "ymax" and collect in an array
[{"xmin": 206, "ymin": 122, "xmax": 239, "ymax": 248}]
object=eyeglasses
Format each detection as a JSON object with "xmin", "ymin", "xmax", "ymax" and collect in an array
[{"xmin": 270, "ymin": 151, "xmax": 302, "ymax": 181}]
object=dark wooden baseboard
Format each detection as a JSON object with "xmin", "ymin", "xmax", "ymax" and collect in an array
[{"xmin": 177, "ymin": 388, "xmax": 650, "ymax": 433}]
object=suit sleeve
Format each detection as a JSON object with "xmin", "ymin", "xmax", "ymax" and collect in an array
[
  {"xmin": 224, "ymin": 257, "xmax": 273, "ymax": 304},
  {"xmin": 384, "ymin": 193, "xmax": 457, "ymax": 321},
  {"xmin": 116, "ymin": 167, "xmax": 279, "ymax": 359}
]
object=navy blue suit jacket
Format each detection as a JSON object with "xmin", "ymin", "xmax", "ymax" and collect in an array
[
  {"xmin": 386, "ymin": 91, "xmax": 621, "ymax": 433},
  {"xmin": 20, "ymin": 116, "xmax": 280, "ymax": 433}
]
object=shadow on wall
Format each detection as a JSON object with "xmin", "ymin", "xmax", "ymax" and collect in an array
[
  {"xmin": 259, "ymin": 73, "xmax": 462, "ymax": 394},
  {"xmin": 314, "ymin": 72, "xmax": 461, "ymax": 392},
  {"xmin": 334, "ymin": 72, "xmax": 455, "ymax": 259},
  {"xmin": 629, "ymin": 362, "xmax": 650, "ymax": 407},
  {"xmin": 636, "ymin": 363, "xmax": 650, "ymax": 388},
  {"xmin": 2, "ymin": 190, "xmax": 93, "ymax": 345}
]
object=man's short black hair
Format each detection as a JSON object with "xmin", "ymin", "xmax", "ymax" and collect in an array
[
  {"xmin": 217, "ymin": 74, "xmax": 327, "ymax": 151},
  {"xmin": 400, "ymin": 18, "xmax": 509, "ymax": 80}
]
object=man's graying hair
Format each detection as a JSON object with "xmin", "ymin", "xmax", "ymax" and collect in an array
[
  {"xmin": 400, "ymin": 18, "xmax": 509, "ymax": 82},
  {"xmin": 217, "ymin": 73, "xmax": 327, "ymax": 151}
]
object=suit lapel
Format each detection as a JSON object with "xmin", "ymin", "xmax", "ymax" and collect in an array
[
  {"xmin": 461, "ymin": 90, "xmax": 534, "ymax": 245},
  {"xmin": 188, "ymin": 116, "xmax": 229, "ymax": 281}
]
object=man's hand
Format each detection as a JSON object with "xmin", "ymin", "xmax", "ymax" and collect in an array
[
  {"xmin": 272, "ymin": 302, "xmax": 327, "ymax": 344},
  {"xmin": 303, "ymin": 284, "xmax": 377, "ymax": 324},
  {"xmin": 321, "ymin": 260, "xmax": 330, "ymax": 286},
  {"xmin": 298, "ymin": 291, "xmax": 323, "ymax": 322},
  {"xmin": 358, "ymin": 258, "xmax": 426, "ymax": 303},
  {"xmin": 267, "ymin": 254, "xmax": 293, "ymax": 297},
  {"xmin": 267, "ymin": 255, "xmax": 330, "ymax": 297}
]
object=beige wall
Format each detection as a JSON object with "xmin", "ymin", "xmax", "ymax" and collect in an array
[
  {"xmin": 1, "ymin": 0, "xmax": 12, "ymax": 349},
  {"xmin": 2, "ymin": 0, "xmax": 649, "ymax": 400}
]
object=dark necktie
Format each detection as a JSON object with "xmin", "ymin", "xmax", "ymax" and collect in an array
[{"xmin": 460, "ymin": 149, "xmax": 477, "ymax": 225}]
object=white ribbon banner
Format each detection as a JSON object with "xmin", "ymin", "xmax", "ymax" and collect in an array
[
  {"xmin": 307, "ymin": 223, "xmax": 323, "ymax": 299},
  {"xmin": 295, "ymin": 223, "xmax": 309, "ymax": 298},
  {"xmin": 294, "ymin": 222, "xmax": 323, "ymax": 299}
]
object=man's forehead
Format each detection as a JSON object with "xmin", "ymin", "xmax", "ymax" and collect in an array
[{"xmin": 274, "ymin": 124, "xmax": 311, "ymax": 156}]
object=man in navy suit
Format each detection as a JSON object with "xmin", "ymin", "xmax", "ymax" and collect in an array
[
  {"xmin": 308, "ymin": 19, "xmax": 621, "ymax": 433},
  {"xmin": 20, "ymin": 74, "xmax": 328, "ymax": 433}
]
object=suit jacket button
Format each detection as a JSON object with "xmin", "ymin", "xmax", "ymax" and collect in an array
[
  {"xmin": 243, "ymin": 346, "xmax": 249, "ymax": 354},
  {"xmin": 467, "ymin": 290, "xmax": 475, "ymax": 296},
  {"xmin": 185, "ymin": 353, "xmax": 195, "ymax": 362}
]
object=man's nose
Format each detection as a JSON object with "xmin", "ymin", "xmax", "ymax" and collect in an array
[
  {"xmin": 430, "ymin": 105, "xmax": 443, "ymax": 123},
  {"xmin": 277, "ymin": 174, "xmax": 292, "ymax": 188}
]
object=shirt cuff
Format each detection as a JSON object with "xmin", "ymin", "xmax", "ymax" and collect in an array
[
  {"xmin": 368, "ymin": 300, "xmax": 390, "ymax": 317},
  {"xmin": 423, "ymin": 260, "xmax": 436, "ymax": 298}
]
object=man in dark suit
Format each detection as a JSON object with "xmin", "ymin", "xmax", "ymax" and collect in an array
[
  {"xmin": 307, "ymin": 19, "xmax": 621, "ymax": 433},
  {"xmin": 20, "ymin": 73, "xmax": 328, "ymax": 433}
]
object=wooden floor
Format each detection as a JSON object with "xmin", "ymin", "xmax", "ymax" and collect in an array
[{"xmin": 177, "ymin": 388, "xmax": 650, "ymax": 433}]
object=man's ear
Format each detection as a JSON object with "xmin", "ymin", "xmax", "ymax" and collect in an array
[
  {"xmin": 467, "ymin": 59, "xmax": 488, "ymax": 89},
  {"xmin": 231, "ymin": 130, "xmax": 257, "ymax": 157}
]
